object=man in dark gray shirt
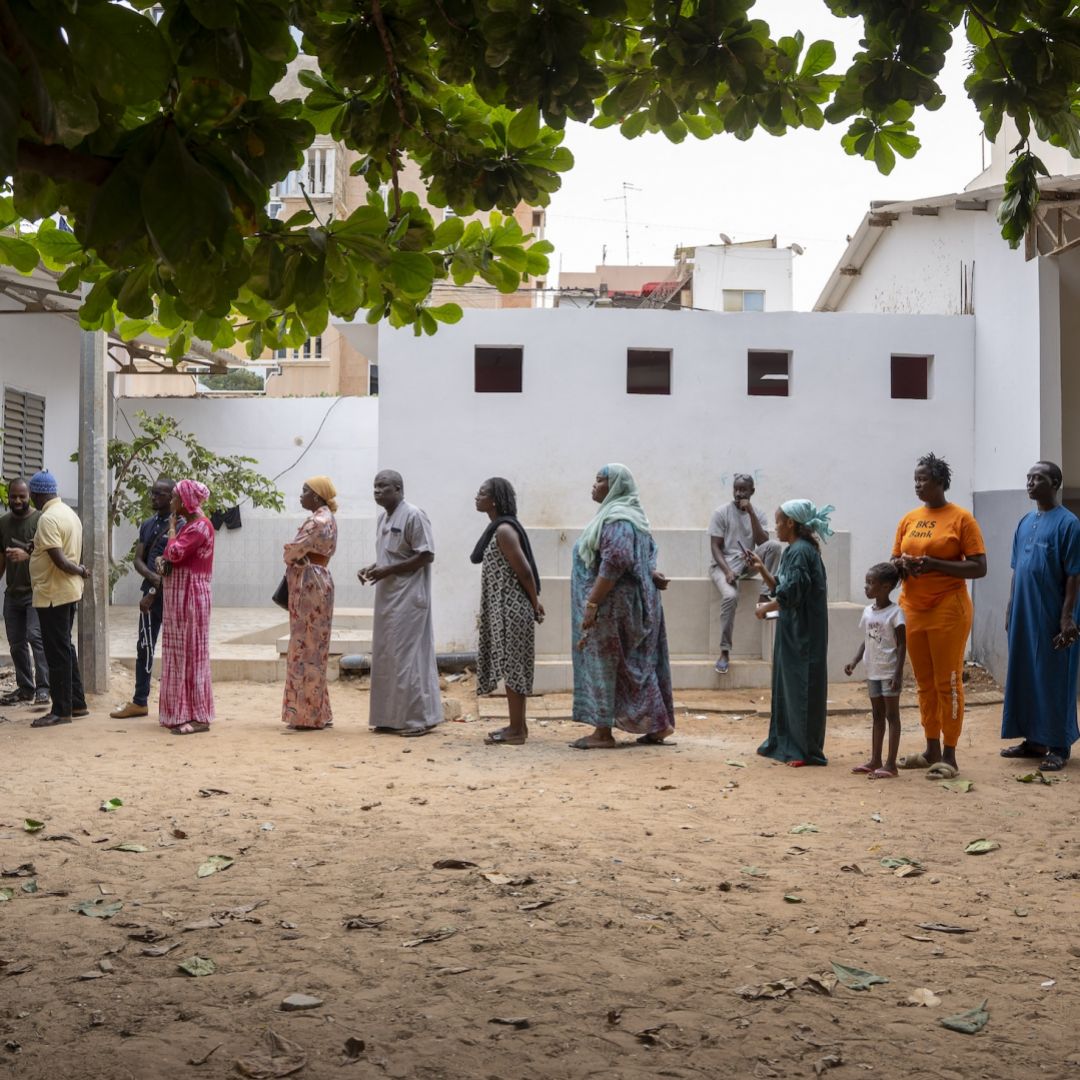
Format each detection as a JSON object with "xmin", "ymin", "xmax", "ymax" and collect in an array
[{"xmin": 0, "ymin": 479, "xmax": 49, "ymax": 705}]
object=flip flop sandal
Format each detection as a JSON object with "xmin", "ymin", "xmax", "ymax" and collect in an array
[
  {"xmin": 484, "ymin": 731, "xmax": 526, "ymax": 745},
  {"xmin": 399, "ymin": 727, "xmax": 432, "ymax": 738},
  {"xmin": 925, "ymin": 761, "xmax": 958, "ymax": 779},
  {"xmin": 1039, "ymin": 753, "xmax": 1067, "ymax": 772},
  {"xmin": 1000, "ymin": 741, "xmax": 1045, "ymax": 759},
  {"xmin": 898, "ymin": 753, "xmax": 931, "ymax": 769},
  {"xmin": 868, "ymin": 767, "xmax": 898, "ymax": 779},
  {"xmin": 851, "ymin": 763, "xmax": 876, "ymax": 774},
  {"xmin": 569, "ymin": 736, "xmax": 616, "ymax": 750},
  {"xmin": 635, "ymin": 733, "xmax": 674, "ymax": 745},
  {"xmin": 171, "ymin": 723, "xmax": 210, "ymax": 735}
]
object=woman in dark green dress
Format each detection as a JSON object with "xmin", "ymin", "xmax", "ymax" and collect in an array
[{"xmin": 746, "ymin": 499, "xmax": 833, "ymax": 767}]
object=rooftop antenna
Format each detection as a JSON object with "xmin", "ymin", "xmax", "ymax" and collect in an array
[{"xmin": 605, "ymin": 182, "xmax": 642, "ymax": 264}]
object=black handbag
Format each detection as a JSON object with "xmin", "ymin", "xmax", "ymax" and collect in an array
[{"xmin": 272, "ymin": 575, "xmax": 289, "ymax": 609}]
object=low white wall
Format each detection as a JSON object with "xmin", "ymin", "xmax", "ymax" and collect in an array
[
  {"xmin": 0, "ymin": 307, "xmax": 81, "ymax": 496},
  {"xmin": 373, "ymin": 308, "xmax": 975, "ymax": 652},
  {"xmin": 111, "ymin": 395, "xmax": 379, "ymax": 607}
]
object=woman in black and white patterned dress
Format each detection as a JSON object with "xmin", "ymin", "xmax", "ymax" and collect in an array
[{"xmin": 471, "ymin": 478, "xmax": 544, "ymax": 745}]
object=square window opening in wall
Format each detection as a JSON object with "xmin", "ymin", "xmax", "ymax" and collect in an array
[
  {"xmin": 747, "ymin": 350, "xmax": 790, "ymax": 397},
  {"xmin": 475, "ymin": 346, "xmax": 523, "ymax": 392},
  {"xmin": 627, "ymin": 348, "xmax": 672, "ymax": 395},
  {"xmin": 891, "ymin": 354, "xmax": 931, "ymax": 399}
]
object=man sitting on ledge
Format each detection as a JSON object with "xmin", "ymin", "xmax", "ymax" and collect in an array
[{"xmin": 708, "ymin": 473, "xmax": 783, "ymax": 674}]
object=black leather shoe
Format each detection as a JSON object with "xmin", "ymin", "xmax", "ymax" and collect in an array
[{"xmin": 31, "ymin": 714, "xmax": 72, "ymax": 728}]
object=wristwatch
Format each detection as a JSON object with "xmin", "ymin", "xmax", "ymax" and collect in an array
[{"xmin": 148, "ymin": 586, "xmax": 157, "ymax": 595}]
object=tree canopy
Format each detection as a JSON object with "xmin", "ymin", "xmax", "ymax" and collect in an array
[{"xmin": 2, "ymin": 0, "xmax": 1078, "ymax": 357}]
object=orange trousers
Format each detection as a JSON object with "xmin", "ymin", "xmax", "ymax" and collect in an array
[{"xmin": 903, "ymin": 590, "xmax": 972, "ymax": 748}]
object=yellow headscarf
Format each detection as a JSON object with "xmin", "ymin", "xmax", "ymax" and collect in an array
[{"xmin": 305, "ymin": 475, "xmax": 338, "ymax": 513}]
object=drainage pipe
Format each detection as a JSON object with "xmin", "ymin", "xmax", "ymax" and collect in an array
[{"xmin": 339, "ymin": 652, "xmax": 477, "ymax": 676}]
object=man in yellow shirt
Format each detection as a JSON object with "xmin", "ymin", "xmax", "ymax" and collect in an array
[{"xmin": 23, "ymin": 471, "xmax": 90, "ymax": 727}]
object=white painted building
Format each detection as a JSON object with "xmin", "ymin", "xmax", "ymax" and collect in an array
[
  {"xmin": 342, "ymin": 307, "xmax": 974, "ymax": 685},
  {"xmin": 815, "ymin": 168, "xmax": 1080, "ymax": 681},
  {"xmin": 689, "ymin": 240, "xmax": 795, "ymax": 312}
]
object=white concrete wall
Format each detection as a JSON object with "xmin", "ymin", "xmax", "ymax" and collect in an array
[
  {"xmin": 838, "ymin": 212, "xmax": 976, "ymax": 316},
  {"xmin": 969, "ymin": 212, "xmax": 1045, "ymax": 493},
  {"xmin": 0, "ymin": 306, "xmax": 81, "ymax": 496},
  {"xmin": 829, "ymin": 205, "xmax": 1043, "ymax": 494},
  {"xmin": 374, "ymin": 308, "xmax": 975, "ymax": 653},
  {"xmin": 111, "ymin": 395, "xmax": 379, "ymax": 607},
  {"xmin": 691, "ymin": 246, "xmax": 793, "ymax": 311},
  {"xmin": 967, "ymin": 117, "xmax": 1080, "ymax": 190},
  {"xmin": 1060, "ymin": 248, "xmax": 1080, "ymax": 481}
]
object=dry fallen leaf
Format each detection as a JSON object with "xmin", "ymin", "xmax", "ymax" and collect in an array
[
  {"xmin": 234, "ymin": 1029, "xmax": 307, "ymax": 1079},
  {"xmin": 401, "ymin": 927, "xmax": 457, "ymax": 948},
  {"xmin": 799, "ymin": 972, "xmax": 838, "ymax": 995},
  {"xmin": 907, "ymin": 987, "xmax": 941, "ymax": 1007},
  {"xmin": 342, "ymin": 915, "xmax": 385, "ymax": 931},
  {"xmin": 489, "ymin": 1016, "xmax": 529, "ymax": 1029}
]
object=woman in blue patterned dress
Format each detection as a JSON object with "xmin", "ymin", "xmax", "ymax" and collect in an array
[{"xmin": 570, "ymin": 464, "xmax": 675, "ymax": 749}]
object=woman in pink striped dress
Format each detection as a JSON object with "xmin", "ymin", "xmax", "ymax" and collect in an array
[{"xmin": 158, "ymin": 479, "xmax": 215, "ymax": 734}]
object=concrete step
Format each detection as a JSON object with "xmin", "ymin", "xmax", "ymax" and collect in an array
[
  {"xmin": 275, "ymin": 629, "xmax": 373, "ymax": 655},
  {"xmin": 228, "ymin": 607, "xmax": 373, "ymax": 645},
  {"xmin": 533, "ymin": 655, "xmax": 772, "ymax": 693},
  {"xmin": 113, "ymin": 648, "xmax": 341, "ymax": 684},
  {"xmin": 330, "ymin": 607, "xmax": 375, "ymax": 629}
]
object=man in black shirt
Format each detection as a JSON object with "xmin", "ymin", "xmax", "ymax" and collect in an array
[
  {"xmin": 0, "ymin": 479, "xmax": 49, "ymax": 705},
  {"xmin": 111, "ymin": 478, "xmax": 177, "ymax": 719}
]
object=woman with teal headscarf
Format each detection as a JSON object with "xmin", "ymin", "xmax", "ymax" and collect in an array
[
  {"xmin": 570, "ymin": 464, "xmax": 675, "ymax": 749},
  {"xmin": 746, "ymin": 498, "xmax": 834, "ymax": 766}
]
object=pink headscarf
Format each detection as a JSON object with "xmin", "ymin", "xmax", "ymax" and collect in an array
[{"xmin": 176, "ymin": 479, "xmax": 210, "ymax": 515}]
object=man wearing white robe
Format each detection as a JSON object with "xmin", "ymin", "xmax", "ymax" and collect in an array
[{"xmin": 360, "ymin": 470, "xmax": 442, "ymax": 735}]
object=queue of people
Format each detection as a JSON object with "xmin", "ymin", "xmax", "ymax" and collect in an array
[{"xmin": 2, "ymin": 453, "xmax": 1078, "ymax": 773}]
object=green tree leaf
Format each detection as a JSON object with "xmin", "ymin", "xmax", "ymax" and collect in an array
[
  {"xmin": 66, "ymin": 3, "xmax": 171, "ymax": 105},
  {"xmin": 800, "ymin": 39, "xmax": 836, "ymax": 77},
  {"xmin": 389, "ymin": 252, "xmax": 436, "ymax": 297},
  {"xmin": 141, "ymin": 127, "xmax": 233, "ymax": 265},
  {"xmin": 507, "ymin": 104, "xmax": 540, "ymax": 148},
  {"xmin": 0, "ymin": 236, "xmax": 40, "ymax": 274}
]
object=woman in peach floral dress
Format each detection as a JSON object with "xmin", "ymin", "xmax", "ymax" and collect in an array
[{"xmin": 281, "ymin": 477, "xmax": 338, "ymax": 730}]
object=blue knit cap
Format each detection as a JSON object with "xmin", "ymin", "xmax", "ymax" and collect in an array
[{"xmin": 28, "ymin": 470, "xmax": 58, "ymax": 495}]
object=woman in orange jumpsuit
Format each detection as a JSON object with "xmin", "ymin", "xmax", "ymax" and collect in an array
[{"xmin": 892, "ymin": 453, "xmax": 986, "ymax": 777}]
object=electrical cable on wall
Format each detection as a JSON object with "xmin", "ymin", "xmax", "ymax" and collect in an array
[
  {"xmin": 269, "ymin": 394, "xmax": 346, "ymax": 484},
  {"xmin": 116, "ymin": 394, "xmax": 348, "ymax": 508}
]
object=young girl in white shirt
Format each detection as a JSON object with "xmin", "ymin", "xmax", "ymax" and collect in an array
[{"xmin": 845, "ymin": 562, "xmax": 907, "ymax": 778}]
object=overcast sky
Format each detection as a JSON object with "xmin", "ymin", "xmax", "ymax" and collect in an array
[{"xmin": 544, "ymin": 0, "xmax": 984, "ymax": 309}]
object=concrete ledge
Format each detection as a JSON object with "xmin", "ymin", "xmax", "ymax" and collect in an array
[
  {"xmin": 526, "ymin": 527, "xmax": 851, "ymax": 601},
  {"xmin": 533, "ymin": 656, "xmax": 774, "ymax": 692},
  {"xmin": 113, "ymin": 652, "xmax": 341, "ymax": 684}
]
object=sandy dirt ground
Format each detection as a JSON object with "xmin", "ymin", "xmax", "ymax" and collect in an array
[{"xmin": 1, "ymin": 666, "xmax": 1078, "ymax": 1080}]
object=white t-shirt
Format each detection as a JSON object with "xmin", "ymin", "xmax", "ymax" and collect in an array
[{"xmin": 859, "ymin": 601, "xmax": 906, "ymax": 680}]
